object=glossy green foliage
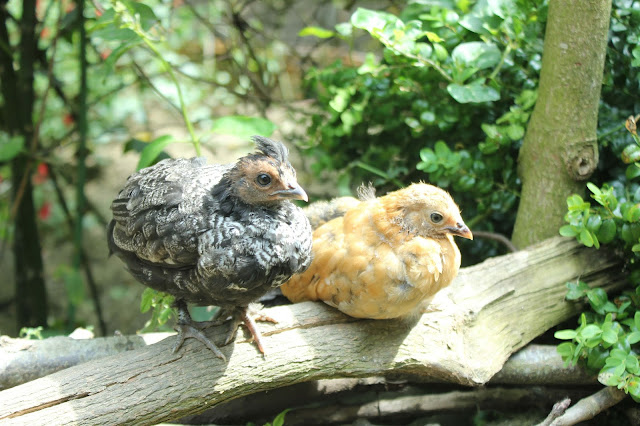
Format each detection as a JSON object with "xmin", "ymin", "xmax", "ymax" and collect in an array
[{"xmin": 301, "ymin": 1, "xmax": 545, "ymax": 262}]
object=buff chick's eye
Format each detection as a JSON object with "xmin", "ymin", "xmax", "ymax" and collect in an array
[
  {"xmin": 430, "ymin": 212, "xmax": 444, "ymax": 223},
  {"xmin": 256, "ymin": 173, "xmax": 272, "ymax": 186}
]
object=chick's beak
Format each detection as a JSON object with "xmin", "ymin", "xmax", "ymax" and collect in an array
[
  {"xmin": 447, "ymin": 221, "xmax": 473, "ymax": 240},
  {"xmin": 271, "ymin": 182, "xmax": 309, "ymax": 202}
]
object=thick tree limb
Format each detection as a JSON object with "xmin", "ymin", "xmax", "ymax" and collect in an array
[
  {"xmin": 0, "ymin": 333, "xmax": 172, "ymax": 390},
  {"xmin": 186, "ymin": 344, "xmax": 596, "ymax": 425},
  {"xmin": 0, "ymin": 237, "xmax": 626, "ymax": 424}
]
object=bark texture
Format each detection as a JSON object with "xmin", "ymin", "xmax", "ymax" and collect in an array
[
  {"xmin": 0, "ymin": 237, "xmax": 625, "ymax": 425},
  {"xmin": 512, "ymin": 0, "xmax": 613, "ymax": 248}
]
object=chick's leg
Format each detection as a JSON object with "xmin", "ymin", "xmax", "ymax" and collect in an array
[
  {"xmin": 224, "ymin": 304, "xmax": 277, "ymax": 354},
  {"xmin": 172, "ymin": 300, "xmax": 226, "ymax": 361}
]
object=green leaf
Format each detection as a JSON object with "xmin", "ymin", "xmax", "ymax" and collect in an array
[
  {"xmin": 351, "ymin": 8, "xmax": 399, "ymax": 33},
  {"xmin": 627, "ymin": 355, "xmax": 640, "ymax": 374},
  {"xmin": 99, "ymin": 40, "xmax": 139, "ymax": 79},
  {"xmin": 451, "ymin": 42, "xmax": 501, "ymax": 69},
  {"xmin": 565, "ymin": 280, "xmax": 590, "ymax": 300},
  {"xmin": 417, "ymin": 148, "xmax": 438, "ymax": 172},
  {"xmin": 554, "ymin": 329, "xmax": 577, "ymax": 340},
  {"xmin": 126, "ymin": 0, "xmax": 160, "ymax": 31},
  {"xmin": 91, "ymin": 24, "xmax": 137, "ymax": 42},
  {"xmin": 596, "ymin": 219, "xmax": 617, "ymax": 244},
  {"xmin": 211, "ymin": 116, "xmax": 277, "ymax": 139},
  {"xmin": 487, "ymin": 0, "xmax": 518, "ymax": 19},
  {"xmin": 629, "ymin": 331, "xmax": 640, "ymax": 345},
  {"xmin": 599, "ymin": 366, "xmax": 624, "ymax": 386},
  {"xmin": 0, "ymin": 133, "xmax": 24, "ymax": 161},
  {"xmin": 625, "ymin": 204, "xmax": 640, "ymax": 222},
  {"xmin": 629, "ymin": 379, "xmax": 640, "ymax": 402},
  {"xmin": 622, "ymin": 144, "xmax": 640, "ymax": 164},
  {"xmin": 566, "ymin": 194, "xmax": 588, "ymax": 210},
  {"xmin": 559, "ymin": 225, "xmax": 578, "ymax": 237},
  {"xmin": 335, "ymin": 22, "xmax": 353, "ymax": 37},
  {"xmin": 459, "ymin": 14, "xmax": 491, "ymax": 35},
  {"xmin": 434, "ymin": 140, "xmax": 451, "ymax": 157},
  {"xmin": 556, "ymin": 342, "xmax": 576, "ymax": 360},
  {"xmin": 298, "ymin": 26, "xmax": 335, "ymax": 38},
  {"xmin": 586, "ymin": 182, "xmax": 602, "ymax": 196},
  {"xmin": 506, "ymin": 124, "xmax": 524, "ymax": 140},
  {"xmin": 580, "ymin": 324, "xmax": 602, "ymax": 339},
  {"xmin": 140, "ymin": 288, "xmax": 155, "ymax": 313},
  {"xmin": 602, "ymin": 329, "xmax": 618, "ymax": 344},
  {"xmin": 579, "ymin": 228, "xmax": 594, "ymax": 247},
  {"xmin": 433, "ymin": 43, "xmax": 448, "ymax": 61},
  {"xmin": 610, "ymin": 348, "xmax": 629, "ymax": 360},
  {"xmin": 447, "ymin": 83, "xmax": 500, "ymax": 104},
  {"xmin": 271, "ymin": 409, "xmax": 290, "ymax": 426},
  {"xmin": 587, "ymin": 288, "xmax": 608, "ymax": 311},
  {"xmin": 626, "ymin": 163, "xmax": 640, "ymax": 180},
  {"xmin": 137, "ymin": 135, "xmax": 175, "ymax": 170}
]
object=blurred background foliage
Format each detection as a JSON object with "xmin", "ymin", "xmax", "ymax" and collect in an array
[{"xmin": 0, "ymin": 0, "xmax": 639, "ymax": 363}]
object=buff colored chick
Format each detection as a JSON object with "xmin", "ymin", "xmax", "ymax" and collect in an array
[{"xmin": 281, "ymin": 183, "xmax": 472, "ymax": 319}]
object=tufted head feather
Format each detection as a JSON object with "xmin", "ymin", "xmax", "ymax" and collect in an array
[{"xmin": 251, "ymin": 136, "xmax": 290, "ymax": 164}]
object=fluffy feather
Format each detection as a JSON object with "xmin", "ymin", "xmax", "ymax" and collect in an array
[
  {"xmin": 108, "ymin": 136, "xmax": 312, "ymax": 358},
  {"xmin": 281, "ymin": 183, "xmax": 472, "ymax": 319}
]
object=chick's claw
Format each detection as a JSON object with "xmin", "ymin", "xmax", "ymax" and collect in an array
[
  {"xmin": 173, "ymin": 323, "xmax": 226, "ymax": 361},
  {"xmin": 172, "ymin": 302, "xmax": 226, "ymax": 360},
  {"xmin": 223, "ymin": 306, "xmax": 278, "ymax": 355}
]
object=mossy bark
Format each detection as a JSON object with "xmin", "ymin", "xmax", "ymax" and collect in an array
[{"xmin": 512, "ymin": 0, "xmax": 612, "ymax": 248}]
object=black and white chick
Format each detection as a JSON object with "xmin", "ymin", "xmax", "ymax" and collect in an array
[{"xmin": 108, "ymin": 136, "xmax": 313, "ymax": 360}]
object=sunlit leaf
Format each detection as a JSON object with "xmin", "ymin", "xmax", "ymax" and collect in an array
[
  {"xmin": 447, "ymin": 82, "xmax": 500, "ymax": 103},
  {"xmin": 137, "ymin": 135, "xmax": 175, "ymax": 170},
  {"xmin": 211, "ymin": 116, "xmax": 277, "ymax": 139},
  {"xmin": 451, "ymin": 42, "xmax": 501, "ymax": 69},
  {"xmin": 0, "ymin": 133, "xmax": 24, "ymax": 161},
  {"xmin": 298, "ymin": 26, "xmax": 335, "ymax": 38}
]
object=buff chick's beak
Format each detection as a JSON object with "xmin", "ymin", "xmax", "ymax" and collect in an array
[
  {"xmin": 272, "ymin": 182, "xmax": 309, "ymax": 202},
  {"xmin": 447, "ymin": 221, "xmax": 473, "ymax": 240}
]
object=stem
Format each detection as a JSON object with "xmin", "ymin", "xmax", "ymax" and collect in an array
[
  {"xmin": 73, "ymin": 0, "xmax": 88, "ymax": 330},
  {"xmin": 139, "ymin": 36, "xmax": 201, "ymax": 156},
  {"xmin": 488, "ymin": 43, "xmax": 512, "ymax": 80},
  {"xmin": 353, "ymin": 161, "xmax": 405, "ymax": 188}
]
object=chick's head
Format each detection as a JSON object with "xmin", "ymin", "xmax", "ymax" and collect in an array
[
  {"xmin": 227, "ymin": 136, "xmax": 308, "ymax": 206},
  {"xmin": 385, "ymin": 183, "xmax": 473, "ymax": 240}
]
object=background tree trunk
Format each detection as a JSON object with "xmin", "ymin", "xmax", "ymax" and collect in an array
[
  {"xmin": 0, "ymin": 0, "xmax": 48, "ymax": 329},
  {"xmin": 512, "ymin": 0, "xmax": 612, "ymax": 248}
]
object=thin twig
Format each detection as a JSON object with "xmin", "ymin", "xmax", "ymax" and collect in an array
[
  {"xmin": 546, "ymin": 387, "xmax": 627, "ymax": 426},
  {"xmin": 49, "ymin": 166, "xmax": 107, "ymax": 336},
  {"xmin": 473, "ymin": 230, "xmax": 518, "ymax": 252},
  {"xmin": 538, "ymin": 398, "xmax": 571, "ymax": 426}
]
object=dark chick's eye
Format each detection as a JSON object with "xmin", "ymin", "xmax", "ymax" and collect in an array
[
  {"xmin": 430, "ymin": 212, "xmax": 444, "ymax": 223},
  {"xmin": 256, "ymin": 173, "xmax": 272, "ymax": 186}
]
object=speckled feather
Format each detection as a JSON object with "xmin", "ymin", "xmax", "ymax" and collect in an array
[{"xmin": 108, "ymin": 137, "xmax": 313, "ymax": 309}]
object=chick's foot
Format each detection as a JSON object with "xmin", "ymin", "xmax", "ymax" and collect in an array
[
  {"xmin": 172, "ymin": 301, "xmax": 226, "ymax": 361},
  {"xmin": 224, "ymin": 305, "xmax": 278, "ymax": 355}
]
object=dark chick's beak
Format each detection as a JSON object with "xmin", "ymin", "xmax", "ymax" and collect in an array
[
  {"xmin": 447, "ymin": 221, "xmax": 473, "ymax": 240},
  {"xmin": 272, "ymin": 182, "xmax": 309, "ymax": 202}
]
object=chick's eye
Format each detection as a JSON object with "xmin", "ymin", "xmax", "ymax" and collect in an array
[
  {"xmin": 256, "ymin": 173, "xmax": 272, "ymax": 186},
  {"xmin": 430, "ymin": 212, "xmax": 444, "ymax": 223}
]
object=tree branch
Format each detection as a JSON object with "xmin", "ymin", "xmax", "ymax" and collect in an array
[
  {"xmin": 545, "ymin": 387, "xmax": 628, "ymax": 426},
  {"xmin": 0, "ymin": 237, "xmax": 626, "ymax": 424}
]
